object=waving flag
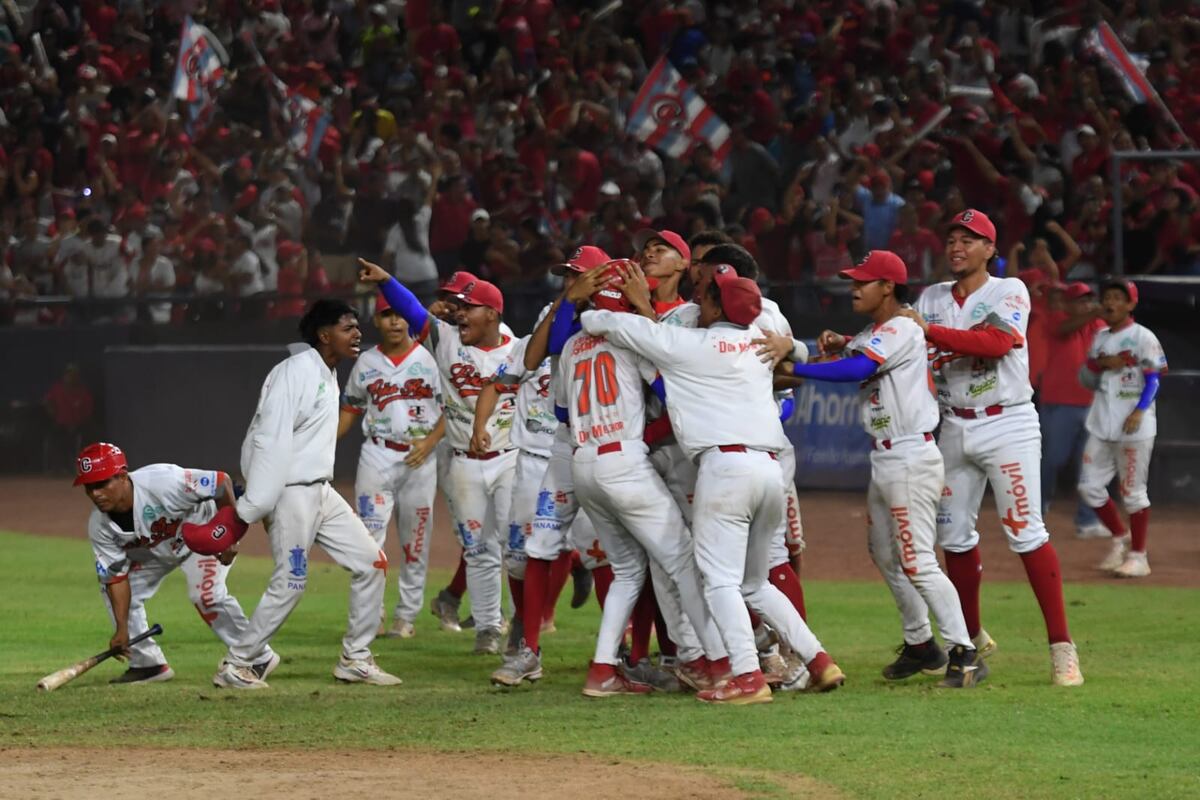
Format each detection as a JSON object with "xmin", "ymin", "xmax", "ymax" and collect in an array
[
  {"xmin": 1084, "ymin": 23, "xmax": 1163, "ymax": 107},
  {"xmin": 627, "ymin": 56, "xmax": 731, "ymax": 163},
  {"xmin": 173, "ymin": 17, "xmax": 228, "ymax": 134},
  {"xmin": 284, "ymin": 90, "xmax": 332, "ymax": 161}
]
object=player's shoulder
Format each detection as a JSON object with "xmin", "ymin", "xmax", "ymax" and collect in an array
[
  {"xmin": 131, "ymin": 463, "xmax": 182, "ymax": 481},
  {"xmin": 989, "ymin": 275, "xmax": 1030, "ymax": 297},
  {"xmin": 918, "ymin": 281, "xmax": 955, "ymax": 304},
  {"xmin": 882, "ymin": 315, "xmax": 922, "ymax": 337},
  {"xmin": 661, "ymin": 302, "xmax": 700, "ymax": 327}
]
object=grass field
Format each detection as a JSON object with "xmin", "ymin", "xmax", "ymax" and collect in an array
[{"xmin": 3, "ymin": 529, "xmax": 1198, "ymax": 799}]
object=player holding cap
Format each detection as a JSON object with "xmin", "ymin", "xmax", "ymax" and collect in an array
[
  {"xmin": 75, "ymin": 443, "xmax": 274, "ymax": 684},
  {"xmin": 1078, "ymin": 280, "xmax": 1167, "ymax": 578},
  {"xmin": 582, "ymin": 266, "xmax": 844, "ymax": 704},
  {"xmin": 789, "ymin": 251, "xmax": 984, "ymax": 687},
  {"xmin": 338, "ymin": 290, "xmax": 445, "ymax": 639},
  {"xmin": 900, "ymin": 209, "xmax": 1083, "ymax": 686}
]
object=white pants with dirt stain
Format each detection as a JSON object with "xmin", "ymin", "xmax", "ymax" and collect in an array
[{"xmin": 1078, "ymin": 436, "xmax": 1154, "ymax": 513}]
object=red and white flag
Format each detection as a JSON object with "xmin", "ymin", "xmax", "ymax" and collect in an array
[
  {"xmin": 626, "ymin": 56, "xmax": 731, "ymax": 163},
  {"xmin": 172, "ymin": 16, "xmax": 227, "ymax": 104}
]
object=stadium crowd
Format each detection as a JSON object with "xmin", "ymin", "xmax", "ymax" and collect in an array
[{"xmin": 0, "ymin": 0, "xmax": 1198, "ymax": 329}]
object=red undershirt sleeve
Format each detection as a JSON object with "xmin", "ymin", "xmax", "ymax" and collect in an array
[{"xmin": 926, "ymin": 325, "xmax": 1017, "ymax": 358}]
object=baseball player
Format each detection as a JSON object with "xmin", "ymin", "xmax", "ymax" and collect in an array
[
  {"xmin": 338, "ymin": 290, "xmax": 445, "ymax": 639},
  {"xmin": 900, "ymin": 209, "xmax": 1083, "ymax": 687},
  {"xmin": 581, "ymin": 267, "xmax": 845, "ymax": 704},
  {"xmin": 359, "ymin": 259, "xmax": 521, "ymax": 656},
  {"xmin": 75, "ymin": 442, "xmax": 274, "ymax": 683},
  {"xmin": 191, "ymin": 299, "xmax": 401, "ymax": 689},
  {"xmin": 1078, "ymin": 280, "xmax": 1167, "ymax": 578},
  {"xmin": 789, "ymin": 251, "xmax": 984, "ymax": 688}
]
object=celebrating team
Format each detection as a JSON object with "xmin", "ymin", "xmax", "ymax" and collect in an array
[{"xmin": 74, "ymin": 207, "xmax": 1170, "ymax": 701}]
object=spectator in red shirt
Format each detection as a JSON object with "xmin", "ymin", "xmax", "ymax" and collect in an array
[
  {"xmin": 429, "ymin": 175, "xmax": 477, "ymax": 276},
  {"xmin": 888, "ymin": 204, "xmax": 943, "ymax": 281},
  {"xmin": 556, "ymin": 140, "xmax": 602, "ymax": 214},
  {"xmin": 42, "ymin": 363, "xmax": 95, "ymax": 471}
]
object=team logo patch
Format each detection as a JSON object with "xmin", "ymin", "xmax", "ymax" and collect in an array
[
  {"xmin": 95, "ymin": 560, "xmax": 107, "ymax": 578},
  {"xmin": 961, "ymin": 210, "xmax": 975, "ymax": 222},
  {"xmin": 210, "ymin": 524, "xmax": 228, "ymax": 542},
  {"xmin": 79, "ymin": 457, "xmax": 93, "ymax": 474},
  {"xmin": 288, "ymin": 547, "xmax": 308, "ymax": 578},
  {"xmin": 535, "ymin": 489, "xmax": 556, "ymax": 519},
  {"xmin": 358, "ymin": 494, "xmax": 375, "ymax": 517}
]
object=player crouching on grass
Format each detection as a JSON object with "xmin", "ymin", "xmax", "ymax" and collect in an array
[
  {"xmin": 783, "ymin": 251, "xmax": 985, "ymax": 688},
  {"xmin": 76, "ymin": 442, "xmax": 276, "ymax": 684}
]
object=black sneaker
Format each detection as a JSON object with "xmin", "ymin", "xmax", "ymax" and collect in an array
[
  {"xmin": 939, "ymin": 645, "xmax": 988, "ymax": 688},
  {"xmin": 882, "ymin": 639, "xmax": 948, "ymax": 680},
  {"xmin": 110, "ymin": 664, "xmax": 175, "ymax": 684}
]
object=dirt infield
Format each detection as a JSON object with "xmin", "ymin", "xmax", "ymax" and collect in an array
[
  {"xmin": 1, "ymin": 476, "xmax": 1194, "ymax": 586},
  {"xmin": 0, "ymin": 748, "xmax": 835, "ymax": 799}
]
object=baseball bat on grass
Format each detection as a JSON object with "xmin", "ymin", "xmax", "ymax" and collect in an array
[{"xmin": 36, "ymin": 623, "xmax": 164, "ymax": 692}]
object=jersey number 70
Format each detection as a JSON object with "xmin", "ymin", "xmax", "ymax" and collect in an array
[{"xmin": 573, "ymin": 353, "xmax": 619, "ymax": 414}]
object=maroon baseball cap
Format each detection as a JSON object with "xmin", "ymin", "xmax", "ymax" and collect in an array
[
  {"xmin": 949, "ymin": 209, "xmax": 996, "ymax": 242},
  {"xmin": 711, "ymin": 264, "xmax": 761, "ymax": 325},
  {"xmin": 632, "ymin": 228, "xmax": 691, "ymax": 262},
  {"xmin": 1064, "ymin": 282, "xmax": 1094, "ymax": 300},
  {"xmin": 551, "ymin": 245, "xmax": 610, "ymax": 276},
  {"xmin": 839, "ymin": 250, "xmax": 909, "ymax": 285},
  {"xmin": 1102, "ymin": 279, "xmax": 1138, "ymax": 304},
  {"xmin": 439, "ymin": 270, "xmax": 479, "ymax": 294},
  {"xmin": 456, "ymin": 278, "xmax": 504, "ymax": 314}
]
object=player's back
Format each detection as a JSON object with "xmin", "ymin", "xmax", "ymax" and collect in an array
[{"xmin": 557, "ymin": 330, "xmax": 654, "ymax": 449}]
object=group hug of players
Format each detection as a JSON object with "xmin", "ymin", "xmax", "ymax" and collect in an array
[{"xmin": 75, "ymin": 208, "xmax": 1165, "ymax": 704}]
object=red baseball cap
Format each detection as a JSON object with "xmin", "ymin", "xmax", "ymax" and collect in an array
[
  {"xmin": 949, "ymin": 209, "xmax": 996, "ymax": 242},
  {"xmin": 551, "ymin": 245, "xmax": 610, "ymax": 276},
  {"xmin": 456, "ymin": 278, "xmax": 504, "ymax": 314},
  {"xmin": 590, "ymin": 261, "xmax": 657, "ymax": 313},
  {"xmin": 1102, "ymin": 279, "xmax": 1138, "ymax": 304},
  {"xmin": 711, "ymin": 264, "xmax": 762, "ymax": 326},
  {"xmin": 375, "ymin": 292, "xmax": 392, "ymax": 313},
  {"xmin": 1064, "ymin": 282, "xmax": 1094, "ymax": 300},
  {"xmin": 632, "ymin": 228, "xmax": 691, "ymax": 262},
  {"xmin": 439, "ymin": 271, "xmax": 479, "ymax": 294},
  {"xmin": 234, "ymin": 185, "xmax": 258, "ymax": 211},
  {"xmin": 74, "ymin": 442, "xmax": 127, "ymax": 486},
  {"xmin": 839, "ymin": 250, "xmax": 909, "ymax": 285}
]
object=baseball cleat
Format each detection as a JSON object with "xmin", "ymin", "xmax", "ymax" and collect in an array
[
  {"xmin": 882, "ymin": 639, "xmax": 948, "ymax": 680},
  {"xmin": 1075, "ymin": 523, "xmax": 1110, "ymax": 540},
  {"xmin": 213, "ymin": 660, "xmax": 269, "ymax": 690},
  {"xmin": 621, "ymin": 657, "xmax": 683, "ymax": 692},
  {"xmin": 491, "ymin": 645, "xmax": 543, "ymax": 687},
  {"xmin": 778, "ymin": 655, "xmax": 811, "ymax": 692},
  {"xmin": 570, "ymin": 563, "xmax": 593, "ymax": 608},
  {"xmin": 385, "ymin": 619, "xmax": 416, "ymax": 639},
  {"xmin": 673, "ymin": 656, "xmax": 713, "ymax": 692},
  {"xmin": 110, "ymin": 664, "xmax": 174, "ymax": 684},
  {"xmin": 760, "ymin": 648, "xmax": 790, "ymax": 686},
  {"xmin": 540, "ymin": 618, "xmax": 557, "ymax": 634},
  {"xmin": 333, "ymin": 655, "xmax": 402, "ymax": 686},
  {"xmin": 1050, "ymin": 641, "xmax": 1084, "ymax": 687},
  {"xmin": 697, "ymin": 670, "xmax": 773, "ymax": 705},
  {"xmin": 805, "ymin": 657, "xmax": 846, "ymax": 693},
  {"xmin": 505, "ymin": 617, "xmax": 525, "ymax": 657},
  {"xmin": 474, "ymin": 627, "xmax": 502, "ymax": 655},
  {"xmin": 1098, "ymin": 535, "xmax": 1130, "ymax": 572},
  {"xmin": 252, "ymin": 651, "xmax": 281, "ymax": 681},
  {"xmin": 1113, "ymin": 551, "xmax": 1151, "ymax": 578},
  {"xmin": 938, "ymin": 645, "xmax": 988, "ymax": 688},
  {"xmin": 461, "ymin": 614, "xmax": 475, "ymax": 629},
  {"xmin": 972, "ymin": 629, "xmax": 998, "ymax": 659},
  {"xmin": 582, "ymin": 661, "xmax": 653, "ymax": 697},
  {"xmin": 430, "ymin": 590, "xmax": 463, "ymax": 633}
]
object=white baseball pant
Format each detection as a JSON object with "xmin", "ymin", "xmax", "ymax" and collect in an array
[
  {"xmin": 573, "ymin": 440, "xmax": 726, "ymax": 666},
  {"xmin": 503, "ymin": 450, "xmax": 551, "ymax": 580},
  {"xmin": 778, "ymin": 440, "xmax": 806, "ymax": 557},
  {"xmin": 354, "ymin": 442, "xmax": 438, "ymax": 625},
  {"xmin": 101, "ymin": 553, "xmax": 267, "ymax": 669},
  {"xmin": 1078, "ymin": 436, "xmax": 1153, "ymax": 513},
  {"xmin": 442, "ymin": 449, "xmax": 518, "ymax": 633},
  {"xmin": 936, "ymin": 404, "xmax": 1051, "ymax": 555},
  {"xmin": 692, "ymin": 448, "xmax": 826, "ymax": 676},
  {"xmin": 866, "ymin": 438, "xmax": 970, "ymax": 648},
  {"xmin": 227, "ymin": 482, "xmax": 386, "ymax": 666},
  {"xmin": 525, "ymin": 431, "xmax": 605, "ymax": 569}
]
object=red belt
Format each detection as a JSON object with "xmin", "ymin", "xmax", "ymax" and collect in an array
[
  {"xmin": 372, "ymin": 437, "xmax": 410, "ymax": 453},
  {"xmin": 717, "ymin": 445, "xmax": 777, "ymax": 461},
  {"xmin": 950, "ymin": 405, "xmax": 1003, "ymax": 420},
  {"xmin": 453, "ymin": 448, "xmax": 512, "ymax": 460},
  {"xmin": 597, "ymin": 442, "xmax": 623, "ymax": 455},
  {"xmin": 876, "ymin": 432, "xmax": 934, "ymax": 451}
]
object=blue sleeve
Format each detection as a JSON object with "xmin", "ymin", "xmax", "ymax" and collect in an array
[
  {"xmin": 554, "ymin": 405, "xmax": 570, "ymax": 424},
  {"xmin": 792, "ymin": 353, "xmax": 880, "ymax": 382},
  {"xmin": 649, "ymin": 376, "xmax": 666, "ymax": 405},
  {"xmin": 378, "ymin": 277, "xmax": 430, "ymax": 336},
  {"xmin": 548, "ymin": 300, "xmax": 581, "ymax": 355},
  {"xmin": 1136, "ymin": 372, "xmax": 1160, "ymax": 411},
  {"xmin": 779, "ymin": 396, "xmax": 795, "ymax": 422}
]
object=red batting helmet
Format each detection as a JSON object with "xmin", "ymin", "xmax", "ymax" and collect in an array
[{"xmin": 74, "ymin": 442, "xmax": 128, "ymax": 486}]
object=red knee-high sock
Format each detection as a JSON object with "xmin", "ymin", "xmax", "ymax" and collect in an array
[
  {"xmin": 768, "ymin": 563, "xmax": 807, "ymax": 621},
  {"xmin": 654, "ymin": 600, "xmax": 676, "ymax": 657},
  {"xmin": 447, "ymin": 552, "xmax": 468, "ymax": 597},
  {"xmin": 508, "ymin": 575, "xmax": 524, "ymax": 620},
  {"xmin": 522, "ymin": 558, "xmax": 551, "ymax": 652},
  {"xmin": 944, "ymin": 547, "xmax": 983, "ymax": 639},
  {"xmin": 1129, "ymin": 508, "xmax": 1150, "ymax": 552},
  {"xmin": 1020, "ymin": 542, "xmax": 1071, "ymax": 644},
  {"xmin": 544, "ymin": 551, "xmax": 572, "ymax": 621},
  {"xmin": 592, "ymin": 565, "xmax": 614, "ymax": 609},
  {"xmin": 629, "ymin": 580, "xmax": 655, "ymax": 663},
  {"xmin": 1094, "ymin": 498, "xmax": 1128, "ymax": 537}
]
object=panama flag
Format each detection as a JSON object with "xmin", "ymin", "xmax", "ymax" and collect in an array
[
  {"xmin": 172, "ymin": 16, "xmax": 227, "ymax": 104},
  {"xmin": 627, "ymin": 56, "xmax": 732, "ymax": 163},
  {"xmin": 1084, "ymin": 22, "xmax": 1163, "ymax": 108}
]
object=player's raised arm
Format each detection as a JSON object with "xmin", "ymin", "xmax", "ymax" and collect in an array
[
  {"xmin": 580, "ymin": 308, "xmax": 676, "ymax": 365},
  {"xmin": 523, "ymin": 296, "xmax": 564, "ymax": 370},
  {"xmin": 358, "ymin": 258, "xmax": 431, "ymax": 340}
]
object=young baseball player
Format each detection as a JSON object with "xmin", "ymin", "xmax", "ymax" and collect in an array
[
  {"xmin": 338, "ymin": 291, "xmax": 445, "ymax": 639},
  {"xmin": 581, "ymin": 267, "xmax": 845, "ymax": 704},
  {"xmin": 193, "ymin": 299, "xmax": 401, "ymax": 689},
  {"xmin": 1078, "ymin": 280, "xmax": 1167, "ymax": 578},
  {"xmin": 900, "ymin": 209, "xmax": 1083, "ymax": 687},
  {"xmin": 788, "ymin": 251, "xmax": 985, "ymax": 688},
  {"xmin": 76, "ymin": 442, "xmax": 274, "ymax": 684},
  {"xmin": 359, "ymin": 259, "xmax": 521, "ymax": 656}
]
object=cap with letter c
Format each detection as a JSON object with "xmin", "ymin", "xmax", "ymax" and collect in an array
[
  {"xmin": 839, "ymin": 250, "xmax": 909, "ymax": 285},
  {"xmin": 948, "ymin": 208, "xmax": 996, "ymax": 243},
  {"xmin": 74, "ymin": 442, "xmax": 128, "ymax": 486},
  {"xmin": 551, "ymin": 245, "xmax": 610, "ymax": 276}
]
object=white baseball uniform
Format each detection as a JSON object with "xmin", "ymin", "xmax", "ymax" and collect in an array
[
  {"xmin": 917, "ymin": 277, "xmax": 1049, "ymax": 554},
  {"xmin": 842, "ymin": 317, "xmax": 970, "ymax": 648},
  {"xmin": 524, "ymin": 424, "xmax": 607, "ymax": 571},
  {"xmin": 1077, "ymin": 321, "xmax": 1167, "ymax": 512},
  {"xmin": 342, "ymin": 343, "xmax": 443, "ymax": 625},
  {"xmin": 89, "ymin": 464, "xmax": 268, "ymax": 668},
  {"xmin": 228, "ymin": 346, "xmax": 387, "ymax": 667},
  {"xmin": 556, "ymin": 326, "xmax": 726, "ymax": 667},
  {"xmin": 582, "ymin": 310, "xmax": 830, "ymax": 677}
]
